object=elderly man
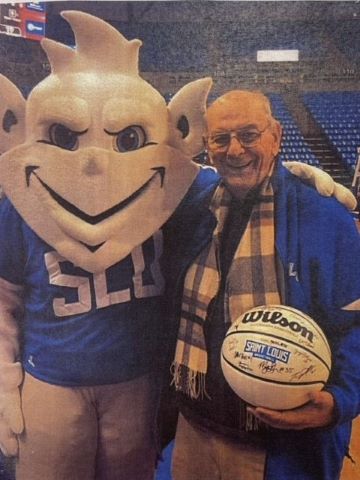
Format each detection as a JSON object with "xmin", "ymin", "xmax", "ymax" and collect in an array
[{"xmin": 167, "ymin": 90, "xmax": 360, "ymax": 480}]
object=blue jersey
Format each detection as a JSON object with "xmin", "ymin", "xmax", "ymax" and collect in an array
[{"xmin": 0, "ymin": 198, "xmax": 165, "ymax": 386}]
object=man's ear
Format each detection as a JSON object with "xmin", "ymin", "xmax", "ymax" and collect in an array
[
  {"xmin": 0, "ymin": 75, "xmax": 26, "ymax": 155},
  {"xmin": 271, "ymin": 120, "xmax": 283, "ymax": 157},
  {"xmin": 168, "ymin": 77, "xmax": 212, "ymax": 157}
]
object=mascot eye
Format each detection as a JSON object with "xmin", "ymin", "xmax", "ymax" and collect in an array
[
  {"xmin": 49, "ymin": 124, "xmax": 79, "ymax": 151},
  {"xmin": 115, "ymin": 126, "xmax": 146, "ymax": 152}
]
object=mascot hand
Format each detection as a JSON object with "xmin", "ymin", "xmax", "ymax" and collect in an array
[
  {"xmin": 332, "ymin": 182, "xmax": 358, "ymax": 211},
  {"xmin": 0, "ymin": 362, "xmax": 24, "ymax": 457},
  {"xmin": 283, "ymin": 161, "xmax": 357, "ymax": 210},
  {"xmin": 0, "ymin": 389, "xmax": 23, "ymax": 456}
]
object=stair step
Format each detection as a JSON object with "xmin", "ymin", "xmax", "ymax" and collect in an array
[
  {"xmin": 323, "ymin": 167, "xmax": 352, "ymax": 174},
  {"xmin": 333, "ymin": 174, "xmax": 352, "ymax": 179},
  {"xmin": 280, "ymin": 99, "xmax": 354, "ymax": 190},
  {"xmin": 318, "ymin": 160, "xmax": 340, "ymax": 164},
  {"xmin": 330, "ymin": 173, "xmax": 352, "ymax": 179},
  {"xmin": 323, "ymin": 169, "xmax": 349, "ymax": 175},
  {"xmin": 324, "ymin": 167, "xmax": 349, "ymax": 172},
  {"xmin": 305, "ymin": 138, "xmax": 329, "ymax": 143},
  {"xmin": 310, "ymin": 147, "xmax": 334, "ymax": 153}
]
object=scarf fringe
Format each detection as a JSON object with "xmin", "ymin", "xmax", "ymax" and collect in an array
[
  {"xmin": 246, "ymin": 410, "xmax": 261, "ymax": 431},
  {"xmin": 238, "ymin": 398, "xmax": 261, "ymax": 432},
  {"xmin": 171, "ymin": 361, "xmax": 210, "ymax": 400}
]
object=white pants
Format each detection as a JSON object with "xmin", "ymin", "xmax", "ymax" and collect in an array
[
  {"xmin": 172, "ymin": 414, "xmax": 266, "ymax": 480},
  {"xmin": 16, "ymin": 372, "xmax": 157, "ymax": 480}
]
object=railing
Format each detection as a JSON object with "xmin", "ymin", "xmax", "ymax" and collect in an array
[{"xmin": 352, "ymin": 147, "xmax": 360, "ymax": 198}]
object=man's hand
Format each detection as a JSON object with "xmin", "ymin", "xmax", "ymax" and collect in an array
[
  {"xmin": 283, "ymin": 161, "xmax": 357, "ymax": 211},
  {"xmin": 247, "ymin": 390, "xmax": 336, "ymax": 430}
]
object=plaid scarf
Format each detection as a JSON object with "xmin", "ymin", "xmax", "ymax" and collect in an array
[{"xmin": 172, "ymin": 176, "xmax": 281, "ymax": 408}]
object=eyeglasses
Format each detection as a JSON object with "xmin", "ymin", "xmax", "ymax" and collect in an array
[{"xmin": 207, "ymin": 124, "xmax": 270, "ymax": 151}]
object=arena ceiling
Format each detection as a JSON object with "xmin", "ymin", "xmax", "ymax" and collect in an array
[
  {"xmin": 44, "ymin": 1, "xmax": 360, "ymax": 55},
  {"xmin": 46, "ymin": 1, "xmax": 360, "ymax": 25}
]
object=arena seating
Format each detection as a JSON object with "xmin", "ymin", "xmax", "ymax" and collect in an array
[
  {"xmin": 303, "ymin": 91, "xmax": 360, "ymax": 171},
  {"xmin": 268, "ymin": 94, "xmax": 320, "ymax": 166}
]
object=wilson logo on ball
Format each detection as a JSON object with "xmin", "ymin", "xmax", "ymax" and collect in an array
[{"xmin": 241, "ymin": 308, "xmax": 314, "ymax": 343}]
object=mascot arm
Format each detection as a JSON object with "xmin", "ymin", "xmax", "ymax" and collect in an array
[
  {"xmin": 283, "ymin": 161, "xmax": 357, "ymax": 211},
  {"xmin": 0, "ymin": 279, "xmax": 24, "ymax": 457}
]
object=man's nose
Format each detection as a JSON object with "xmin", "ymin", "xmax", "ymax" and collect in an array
[{"xmin": 227, "ymin": 136, "xmax": 245, "ymax": 157}]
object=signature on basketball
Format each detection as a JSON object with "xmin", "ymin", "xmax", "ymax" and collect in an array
[
  {"xmin": 290, "ymin": 365, "xmax": 317, "ymax": 381},
  {"xmin": 294, "ymin": 350, "xmax": 313, "ymax": 364},
  {"xmin": 258, "ymin": 361, "xmax": 294, "ymax": 375},
  {"xmin": 234, "ymin": 351, "xmax": 252, "ymax": 361}
]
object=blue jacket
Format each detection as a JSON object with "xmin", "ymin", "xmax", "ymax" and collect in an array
[{"xmin": 163, "ymin": 163, "xmax": 360, "ymax": 479}]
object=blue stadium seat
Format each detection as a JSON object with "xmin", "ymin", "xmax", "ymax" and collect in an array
[
  {"xmin": 303, "ymin": 91, "xmax": 360, "ymax": 171},
  {"xmin": 269, "ymin": 94, "xmax": 320, "ymax": 166}
]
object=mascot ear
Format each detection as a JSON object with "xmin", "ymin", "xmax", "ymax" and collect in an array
[
  {"xmin": 168, "ymin": 77, "xmax": 212, "ymax": 157},
  {"xmin": 0, "ymin": 75, "xmax": 26, "ymax": 155}
]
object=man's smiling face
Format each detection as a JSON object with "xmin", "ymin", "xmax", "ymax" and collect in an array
[
  {"xmin": 205, "ymin": 91, "xmax": 282, "ymax": 200},
  {"xmin": 0, "ymin": 72, "xmax": 198, "ymax": 272}
]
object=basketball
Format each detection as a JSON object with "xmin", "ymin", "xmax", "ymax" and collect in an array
[{"xmin": 221, "ymin": 305, "xmax": 332, "ymax": 410}]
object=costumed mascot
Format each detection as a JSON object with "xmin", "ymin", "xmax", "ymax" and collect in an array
[
  {"xmin": 0, "ymin": 10, "xmax": 356, "ymax": 480},
  {"xmin": 0, "ymin": 11, "xmax": 208, "ymax": 480}
]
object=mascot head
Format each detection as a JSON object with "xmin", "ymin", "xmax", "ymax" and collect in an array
[{"xmin": 0, "ymin": 11, "xmax": 211, "ymax": 272}]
